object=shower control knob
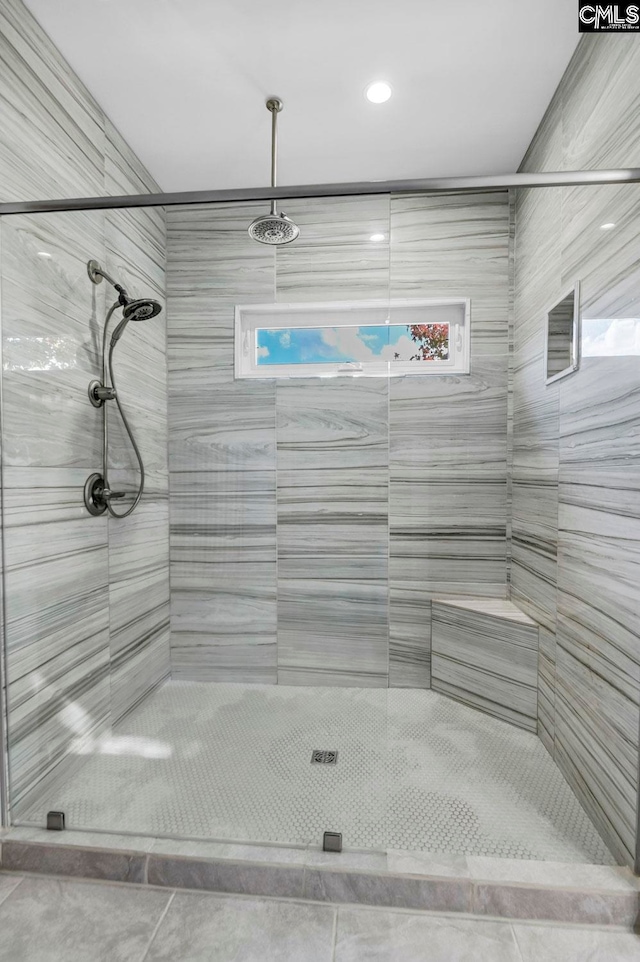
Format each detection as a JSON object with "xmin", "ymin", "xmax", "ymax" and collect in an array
[{"xmin": 83, "ymin": 474, "xmax": 129, "ymax": 515}]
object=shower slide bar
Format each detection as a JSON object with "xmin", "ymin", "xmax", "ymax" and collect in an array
[{"xmin": 0, "ymin": 168, "xmax": 639, "ymax": 216}]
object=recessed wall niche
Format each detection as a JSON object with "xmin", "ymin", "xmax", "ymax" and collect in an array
[{"xmin": 545, "ymin": 282, "xmax": 580, "ymax": 384}]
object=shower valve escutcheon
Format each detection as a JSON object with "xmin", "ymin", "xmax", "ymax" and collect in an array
[
  {"xmin": 88, "ymin": 379, "xmax": 117, "ymax": 407},
  {"xmin": 83, "ymin": 473, "xmax": 126, "ymax": 516}
]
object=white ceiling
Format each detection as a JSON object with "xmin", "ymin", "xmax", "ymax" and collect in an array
[{"xmin": 24, "ymin": 0, "xmax": 579, "ymax": 193}]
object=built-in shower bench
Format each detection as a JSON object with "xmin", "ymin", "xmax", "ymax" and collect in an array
[{"xmin": 431, "ymin": 598, "xmax": 539, "ymax": 732}]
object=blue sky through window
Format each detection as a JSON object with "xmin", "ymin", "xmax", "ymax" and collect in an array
[{"xmin": 256, "ymin": 323, "xmax": 449, "ymax": 365}]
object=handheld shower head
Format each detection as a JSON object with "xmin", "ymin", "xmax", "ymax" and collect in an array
[
  {"xmin": 111, "ymin": 299, "xmax": 162, "ymax": 344},
  {"xmin": 123, "ymin": 298, "xmax": 163, "ymax": 322},
  {"xmin": 88, "ymin": 262, "xmax": 163, "ymax": 321}
]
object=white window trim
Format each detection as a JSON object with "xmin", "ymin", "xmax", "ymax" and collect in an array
[{"xmin": 235, "ymin": 297, "xmax": 471, "ymax": 379}]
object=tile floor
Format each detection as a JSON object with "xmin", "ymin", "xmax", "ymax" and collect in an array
[
  {"xmin": 0, "ymin": 873, "xmax": 639, "ymax": 962},
  {"xmin": 21, "ymin": 682, "xmax": 613, "ymax": 862}
]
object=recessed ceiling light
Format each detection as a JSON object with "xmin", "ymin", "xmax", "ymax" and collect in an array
[
  {"xmin": 600, "ymin": 222, "xmax": 616, "ymax": 230},
  {"xmin": 370, "ymin": 232, "xmax": 385, "ymax": 242},
  {"xmin": 37, "ymin": 251, "xmax": 52, "ymax": 258},
  {"xmin": 365, "ymin": 81, "xmax": 392, "ymax": 104}
]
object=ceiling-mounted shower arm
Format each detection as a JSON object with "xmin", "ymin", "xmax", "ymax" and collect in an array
[
  {"xmin": 267, "ymin": 98, "xmax": 282, "ymax": 216},
  {"xmin": 247, "ymin": 100, "xmax": 299, "ymax": 245}
]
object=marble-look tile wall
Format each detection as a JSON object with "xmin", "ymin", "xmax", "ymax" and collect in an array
[
  {"xmin": 274, "ymin": 197, "xmax": 391, "ymax": 687},
  {"xmin": 431, "ymin": 599, "xmax": 538, "ymax": 732},
  {"xmin": 390, "ymin": 192, "xmax": 511, "ymax": 686},
  {"xmin": 511, "ymin": 35, "xmax": 640, "ymax": 867},
  {"xmin": 167, "ymin": 204, "xmax": 277, "ymax": 683},
  {"xmin": 103, "ymin": 123, "xmax": 170, "ymax": 723},
  {"xmin": 167, "ymin": 192, "xmax": 511, "ymax": 688},
  {"xmin": 0, "ymin": 0, "xmax": 169, "ymax": 813}
]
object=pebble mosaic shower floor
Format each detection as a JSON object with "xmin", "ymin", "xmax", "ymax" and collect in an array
[{"xmin": 22, "ymin": 682, "xmax": 613, "ymax": 863}]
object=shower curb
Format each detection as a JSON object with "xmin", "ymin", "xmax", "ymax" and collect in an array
[{"xmin": 1, "ymin": 830, "xmax": 639, "ymax": 928}]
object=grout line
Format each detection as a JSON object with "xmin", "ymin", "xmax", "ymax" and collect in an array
[
  {"xmin": 136, "ymin": 889, "xmax": 176, "ymax": 962},
  {"xmin": 509, "ymin": 922, "xmax": 527, "ymax": 962},
  {"xmin": 0, "ymin": 874, "xmax": 26, "ymax": 906},
  {"xmin": 330, "ymin": 904, "xmax": 339, "ymax": 961}
]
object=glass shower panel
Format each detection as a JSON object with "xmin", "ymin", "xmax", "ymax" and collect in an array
[
  {"xmin": 0, "ymin": 186, "xmax": 628, "ymax": 867},
  {"xmin": 0, "ymin": 207, "xmax": 112, "ymax": 820},
  {"xmin": 0, "ymin": 195, "xmax": 393, "ymax": 853}
]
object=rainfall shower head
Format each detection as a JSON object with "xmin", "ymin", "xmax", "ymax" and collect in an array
[
  {"xmin": 248, "ymin": 99, "xmax": 299, "ymax": 246},
  {"xmin": 123, "ymin": 298, "xmax": 163, "ymax": 321},
  {"xmin": 248, "ymin": 211, "xmax": 299, "ymax": 245}
]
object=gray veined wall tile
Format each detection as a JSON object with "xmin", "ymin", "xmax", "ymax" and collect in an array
[
  {"xmin": 389, "ymin": 193, "xmax": 511, "ymax": 685},
  {"xmin": 390, "ymin": 482, "xmax": 508, "ymax": 595},
  {"xmin": 0, "ymin": 205, "xmax": 112, "ymax": 815},
  {"xmin": 168, "ymin": 193, "xmax": 510, "ymax": 685},
  {"xmin": 277, "ymin": 468, "xmax": 388, "ymax": 581},
  {"xmin": 170, "ymin": 469, "xmax": 277, "ymax": 683},
  {"xmin": 512, "ymin": 34, "xmax": 640, "ymax": 867},
  {"xmin": 554, "ymin": 644, "xmax": 636, "ymax": 866},
  {"xmin": 390, "ymin": 191, "xmax": 511, "ymax": 354},
  {"xmin": 537, "ymin": 627, "xmax": 556, "ymax": 756},
  {"xmin": 108, "ymin": 501, "xmax": 170, "ymax": 722},
  {"xmin": 277, "ymin": 378, "xmax": 389, "ymax": 687},
  {"xmin": 388, "ymin": 589, "xmax": 431, "ymax": 689},
  {"xmin": 103, "ymin": 84, "xmax": 170, "ymax": 727},
  {"xmin": 276, "ymin": 379, "xmax": 389, "ymax": 469},
  {"xmin": 390, "ymin": 359, "xmax": 509, "ymax": 605},
  {"xmin": 510, "ymin": 481, "xmax": 558, "ymax": 635},
  {"xmin": 0, "ymin": 0, "xmax": 105, "ymax": 203},
  {"xmin": 431, "ymin": 601, "xmax": 538, "ymax": 731},
  {"xmin": 0, "ymin": 0, "xmax": 169, "ymax": 811},
  {"xmin": 170, "ymin": 578, "xmax": 277, "ymax": 684},
  {"xmin": 554, "ymin": 356, "xmax": 640, "ymax": 866},
  {"xmin": 275, "ymin": 195, "xmax": 390, "ymax": 303},
  {"xmin": 170, "ymin": 636, "xmax": 278, "ymax": 684},
  {"xmin": 166, "ymin": 224, "xmax": 270, "ymax": 390},
  {"xmin": 170, "ymin": 470, "xmax": 276, "ymax": 581},
  {"xmin": 389, "ymin": 358, "xmax": 509, "ymax": 481},
  {"xmin": 166, "ymin": 203, "xmax": 274, "ymax": 362},
  {"xmin": 166, "ymin": 203, "xmax": 277, "ymax": 681},
  {"xmin": 104, "ymin": 113, "xmax": 168, "ymax": 496},
  {"xmin": 560, "ymin": 184, "xmax": 640, "ymax": 296},
  {"xmin": 510, "ymin": 178, "xmax": 562, "ymax": 637},
  {"xmin": 277, "ymin": 579, "xmax": 389, "ymax": 688},
  {"xmin": 2, "ymin": 472, "xmax": 110, "ymax": 811},
  {"xmin": 0, "ymin": 211, "xmax": 106, "ymax": 469},
  {"xmin": 167, "ymin": 192, "xmax": 511, "ymax": 690},
  {"xmin": 561, "ymin": 35, "xmax": 640, "ymax": 172},
  {"xmin": 169, "ymin": 383, "xmax": 277, "ymax": 473}
]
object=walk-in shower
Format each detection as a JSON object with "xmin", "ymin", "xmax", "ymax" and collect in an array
[
  {"xmin": 1, "ymin": 169, "xmax": 639, "ymax": 884},
  {"xmin": 83, "ymin": 259, "xmax": 163, "ymax": 519}
]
